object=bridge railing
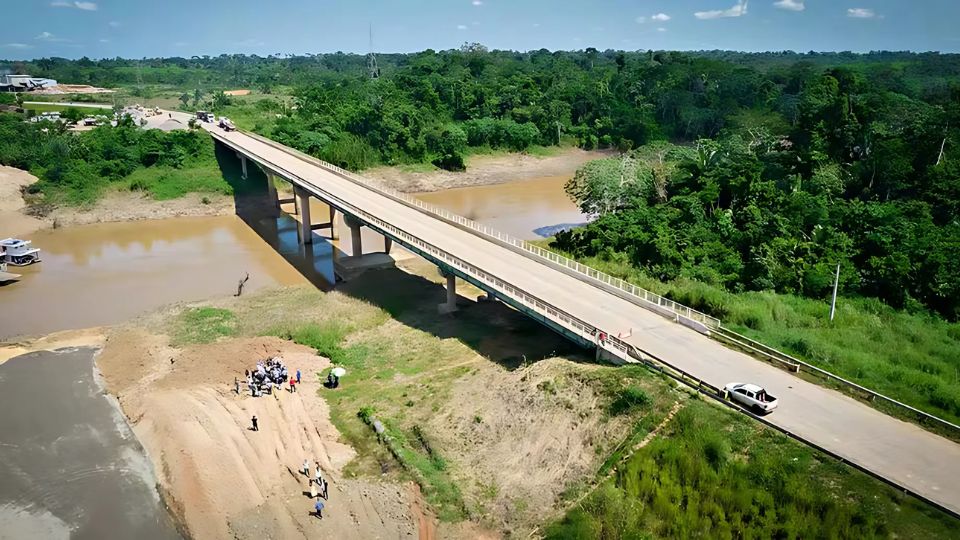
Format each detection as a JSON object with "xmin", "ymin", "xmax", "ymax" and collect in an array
[
  {"xmin": 228, "ymin": 129, "xmax": 960, "ymax": 440},
  {"xmin": 243, "ymin": 131, "xmax": 720, "ymax": 330},
  {"xmin": 210, "ymin": 129, "xmax": 634, "ymax": 363}
]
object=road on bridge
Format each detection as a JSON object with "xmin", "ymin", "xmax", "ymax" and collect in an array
[{"xmin": 206, "ymin": 125, "xmax": 960, "ymax": 516}]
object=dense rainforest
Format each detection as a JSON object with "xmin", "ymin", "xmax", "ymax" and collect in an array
[{"xmin": 2, "ymin": 48, "xmax": 960, "ymax": 320}]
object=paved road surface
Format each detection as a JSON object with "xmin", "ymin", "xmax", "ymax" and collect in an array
[{"xmin": 208, "ymin": 125, "xmax": 960, "ymax": 516}]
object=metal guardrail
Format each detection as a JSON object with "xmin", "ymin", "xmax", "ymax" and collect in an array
[
  {"xmin": 241, "ymin": 131, "xmax": 720, "ymax": 330},
  {"xmin": 228, "ymin": 128, "xmax": 960, "ymax": 439},
  {"xmin": 209, "ymin": 129, "xmax": 636, "ymax": 365},
  {"xmin": 714, "ymin": 326, "xmax": 960, "ymax": 436}
]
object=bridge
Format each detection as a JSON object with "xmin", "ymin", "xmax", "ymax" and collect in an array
[{"xmin": 204, "ymin": 124, "xmax": 960, "ymax": 517}]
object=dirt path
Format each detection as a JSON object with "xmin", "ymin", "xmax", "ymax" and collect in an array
[
  {"xmin": 366, "ymin": 148, "xmax": 610, "ymax": 193},
  {"xmin": 97, "ymin": 330, "xmax": 419, "ymax": 539}
]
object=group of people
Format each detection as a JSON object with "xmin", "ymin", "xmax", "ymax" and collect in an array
[
  {"xmin": 239, "ymin": 357, "xmax": 302, "ymax": 397},
  {"xmin": 303, "ymin": 459, "xmax": 330, "ymax": 519}
]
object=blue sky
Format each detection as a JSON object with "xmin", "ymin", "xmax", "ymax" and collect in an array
[{"xmin": 2, "ymin": 0, "xmax": 958, "ymax": 59}]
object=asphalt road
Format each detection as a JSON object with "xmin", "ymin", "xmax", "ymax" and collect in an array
[{"xmin": 208, "ymin": 125, "xmax": 960, "ymax": 517}]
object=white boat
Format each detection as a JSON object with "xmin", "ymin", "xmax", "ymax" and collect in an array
[{"xmin": 1, "ymin": 238, "xmax": 42, "ymax": 266}]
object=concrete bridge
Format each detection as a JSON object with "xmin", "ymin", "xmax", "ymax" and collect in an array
[{"xmin": 205, "ymin": 125, "xmax": 960, "ymax": 518}]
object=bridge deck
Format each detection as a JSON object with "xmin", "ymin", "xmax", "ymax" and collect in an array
[{"xmin": 208, "ymin": 125, "xmax": 960, "ymax": 516}]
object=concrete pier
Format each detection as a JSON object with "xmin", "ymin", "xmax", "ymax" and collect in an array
[
  {"xmin": 345, "ymin": 215, "xmax": 363, "ymax": 257},
  {"xmin": 265, "ymin": 172, "xmax": 280, "ymax": 216},
  {"xmin": 238, "ymin": 153, "xmax": 248, "ymax": 179},
  {"xmin": 438, "ymin": 271, "xmax": 458, "ymax": 314},
  {"xmin": 295, "ymin": 186, "xmax": 312, "ymax": 245}
]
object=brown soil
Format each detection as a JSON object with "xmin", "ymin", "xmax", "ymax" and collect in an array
[
  {"xmin": 0, "ymin": 327, "xmax": 106, "ymax": 365},
  {"xmin": 0, "ymin": 166, "xmax": 45, "ymax": 237},
  {"xmin": 365, "ymin": 148, "xmax": 611, "ymax": 193},
  {"xmin": 97, "ymin": 329, "xmax": 419, "ymax": 539},
  {"xmin": 47, "ymin": 190, "xmax": 235, "ymax": 229}
]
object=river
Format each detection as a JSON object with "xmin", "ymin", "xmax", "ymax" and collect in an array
[
  {"xmin": 0, "ymin": 347, "xmax": 180, "ymax": 539},
  {"xmin": 0, "ymin": 175, "xmax": 584, "ymax": 339}
]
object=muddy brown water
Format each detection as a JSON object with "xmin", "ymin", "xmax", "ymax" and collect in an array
[
  {"xmin": 416, "ymin": 175, "xmax": 586, "ymax": 239},
  {"xmin": 1, "ymin": 176, "xmax": 583, "ymax": 339},
  {"xmin": 0, "ymin": 347, "xmax": 180, "ymax": 539}
]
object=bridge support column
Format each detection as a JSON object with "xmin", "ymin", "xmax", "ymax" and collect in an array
[
  {"xmin": 344, "ymin": 215, "xmax": 363, "ymax": 257},
  {"xmin": 237, "ymin": 153, "xmax": 248, "ymax": 179},
  {"xmin": 264, "ymin": 172, "xmax": 280, "ymax": 216},
  {"xmin": 295, "ymin": 186, "xmax": 312, "ymax": 245},
  {"xmin": 328, "ymin": 206, "xmax": 338, "ymax": 240},
  {"xmin": 438, "ymin": 270, "xmax": 458, "ymax": 314},
  {"xmin": 383, "ymin": 237, "xmax": 393, "ymax": 254}
]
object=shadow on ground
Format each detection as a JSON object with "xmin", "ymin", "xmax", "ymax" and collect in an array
[
  {"xmin": 214, "ymin": 141, "xmax": 337, "ymax": 291},
  {"xmin": 339, "ymin": 263, "xmax": 585, "ymax": 370},
  {"xmin": 212, "ymin": 139, "xmax": 588, "ymax": 370}
]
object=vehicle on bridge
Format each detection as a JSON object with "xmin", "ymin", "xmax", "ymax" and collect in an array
[
  {"xmin": 219, "ymin": 117, "xmax": 236, "ymax": 131},
  {"xmin": 196, "ymin": 110, "xmax": 216, "ymax": 123},
  {"xmin": 725, "ymin": 382, "xmax": 778, "ymax": 414}
]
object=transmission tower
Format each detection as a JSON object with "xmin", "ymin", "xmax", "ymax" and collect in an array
[{"xmin": 367, "ymin": 23, "xmax": 380, "ymax": 79}]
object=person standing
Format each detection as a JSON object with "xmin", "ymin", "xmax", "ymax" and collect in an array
[
  {"xmin": 251, "ymin": 415, "xmax": 258, "ymax": 431},
  {"xmin": 289, "ymin": 378, "xmax": 296, "ymax": 393},
  {"xmin": 296, "ymin": 369, "xmax": 301, "ymax": 384},
  {"xmin": 322, "ymin": 477, "xmax": 329, "ymax": 500},
  {"xmin": 314, "ymin": 500, "xmax": 324, "ymax": 519},
  {"xmin": 302, "ymin": 459, "xmax": 310, "ymax": 477},
  {"xmin": 315, "ymin": 466, "xmax": 322, "ymax": 488}
]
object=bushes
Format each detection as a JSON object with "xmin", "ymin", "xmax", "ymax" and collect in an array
[
  {"xmin": 463, "ymin": 117, "xmax": 542, "ymax": 151},
  {"xmin": 546, "ymin": 400, "xmax": 957, "ymax": 539},
  {"xmin": 0, "ymin": 114, "xmax": 223, "ymax": 205}
]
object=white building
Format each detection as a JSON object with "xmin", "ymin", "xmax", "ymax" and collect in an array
[{"xmin": 0, "ymin": 74, "xmax": 58, "ymax": 91}]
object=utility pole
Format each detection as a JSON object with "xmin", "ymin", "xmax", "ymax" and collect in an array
[
  {"xmin": 367, "ymin": 23, "xmax": 380, "ymax": 79},
  {"xmin": 829, "ymin": 263, "xmax": 841, "ymax": 322}
]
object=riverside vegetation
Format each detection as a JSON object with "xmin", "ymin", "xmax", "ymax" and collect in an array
[{"xmin": 166, "ymin": 282, "xmax": 958, "ymax": 538}]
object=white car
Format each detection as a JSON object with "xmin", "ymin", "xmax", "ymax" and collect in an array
[{"xmin": 725, "ymin": 382, "xmax": 778, "ymax": 414}]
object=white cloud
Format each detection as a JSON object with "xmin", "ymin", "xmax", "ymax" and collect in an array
[
  {"xmin": 472, "ymin": 0, "xmax": 483, "ymax": 5},
  {"xmin": 695, "ymin": 0, "xmax": 749, "ymax": 19},
  {"xmin": 773, "ymin": 0, "xmax": 804, "ymax": 11},
  {"xmin": 108, "ymin": 20, "xmax": 121, "ymax": 27},
  {"xmin": 35, "ymin": 31, "xmax": 68, "ymax": 42},
  {"xmin": 3, "ymin": 43, "xmax": 32, "ymax": 49},
  {"xmin": 51, "ymin": 1, "xmax": 97, "ymax": 10},
  {"xmin": 457, "ymin": 24, "xmax": 468, "ymax": 30},
  {"xmin": 847, "ymin": 7, "xmax": 876, "ymax": 18},
  {"xmin": 99, "ymin": 38, "xmax": 109, "ymax": 43},
  {"xmin": 657, "ymin": 27, "xmax": 668, "ymax": 32},
  {"xmin": 635, "ymin": 16, "xmax": 646, "ymax": 23},
  {"xmin": 651, "ymin": 13, "xmax": 671, "ymax": 21},
  {"xmin": 532, "ymin": 22, "xmax": 541, "ymax": 27}
]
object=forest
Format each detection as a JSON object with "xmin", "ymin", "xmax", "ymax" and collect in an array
[{"xmin": 4, "ymin": 48, "xmax": 959, "ymax": 319}]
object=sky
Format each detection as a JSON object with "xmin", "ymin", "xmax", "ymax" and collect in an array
[{"xmin": 2, "ymin": 0, "xmax": 958, "ymax": 60}]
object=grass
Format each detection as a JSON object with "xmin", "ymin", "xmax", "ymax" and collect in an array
[
  {"xmin": 532, "ymin": 239, "xmax": 960, "ymax": 427},
  {"xmin": 173, "ymin": 307, "xmax": 238, "ymax": 345},
  {"xmin": 546, "ymin": 399, "xmax": 959, "ymax": 539},
  {"xmin": 125, "ymin": 158, "xmax": 232, "ymax": 200}
]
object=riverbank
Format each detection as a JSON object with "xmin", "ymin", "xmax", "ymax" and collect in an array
[{"xmin": 365, "ymin": 147, "xmax": 610, "ymax": 193}]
